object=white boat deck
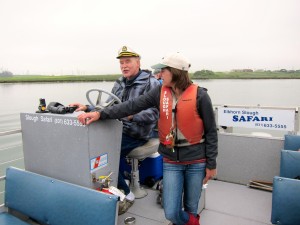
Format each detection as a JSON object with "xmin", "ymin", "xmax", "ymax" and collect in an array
[{"xmin": 118, "ymin": 180, "xmax": 272, "ymax": 225}]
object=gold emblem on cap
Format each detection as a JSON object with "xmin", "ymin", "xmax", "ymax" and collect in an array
[{"xmin": 122, "ymin": 46, "xmax": 127, "ymax": 52}]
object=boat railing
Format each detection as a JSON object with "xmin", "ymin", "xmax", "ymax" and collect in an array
[
  {"xmin": 0, "ymin": 129, "xmax": 23, "ymax": 206},
  {"xmin": 0, "ymin": 129, "xmax": 22, "ymax": 137},
  {"xmin": 0, "ymin": 175, "xmax": 5, "ymax": 209}
]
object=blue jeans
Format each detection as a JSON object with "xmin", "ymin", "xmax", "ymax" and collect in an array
[
  {"xmin": 118, "ymin": 133, "xmax": 147, "ymax": 195},
  {"xmin": 163, "ymin": 162, "xmax": 206, "ymax": 225}
]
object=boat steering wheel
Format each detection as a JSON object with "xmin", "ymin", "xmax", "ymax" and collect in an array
[{"xmin": 86, "ymin": 89, "xmax": 121, "ymax": 110}]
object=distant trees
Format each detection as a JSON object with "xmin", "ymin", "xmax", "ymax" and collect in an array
[
  {"xmin": 276, "ymin": 69, "xmax": 300, "ymax": 73},
  {"xmin": 231, "ymin": 69, "xmax": 253, "ymax": 72},
  {"xmin": 0, "ymin": 70, "xmax": 13, "ymax": 77},
  {"xmin": 193, "ymin": 70, "xmax": 215, "ymax": 78}
]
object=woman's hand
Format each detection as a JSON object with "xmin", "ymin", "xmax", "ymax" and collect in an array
[
  {"xmin": 77, "ymin": 111, "xmax": 100, "ymax": 125},
  {"xmin": 203, "ymin": 168, "xmax": 217, "ymax": 184}
]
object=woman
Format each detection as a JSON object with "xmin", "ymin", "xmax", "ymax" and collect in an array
[{"xmin": 78, "ymin": 52, "xmax": 218, "ymax": 225}]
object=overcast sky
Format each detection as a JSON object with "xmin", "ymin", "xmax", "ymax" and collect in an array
[{"xmin": 1, "ymin": 0, "xmax": 299, "ymax": 75}]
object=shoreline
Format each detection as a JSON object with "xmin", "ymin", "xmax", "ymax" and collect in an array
[{"xmin": 1, "ymin": 72, "xmax": 300, "ymax": 83}]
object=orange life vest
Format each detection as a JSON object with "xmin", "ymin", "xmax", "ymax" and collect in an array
[{"xmin": 158, "ymin": 84, "xmax": 204, "ymax": 145}]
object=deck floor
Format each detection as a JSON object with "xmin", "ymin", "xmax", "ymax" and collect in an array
[{"xmin": 118, "ymin": 180, "xmax": 273, "ymax": 225}]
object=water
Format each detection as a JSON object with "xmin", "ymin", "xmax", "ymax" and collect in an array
[
  {"xmin": 0, "ymin": 81, "xmax": 114, "ymax": 131},
  {"xmin": 1, "ymin": 79, "xmax": 300, "ymax": 132},
  {"xmin": 1, "ymin": 79, "xmax": 300, "ymax": 203}
]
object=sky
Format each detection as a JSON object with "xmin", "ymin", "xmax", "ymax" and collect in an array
[{"xmin": 0, "ymin": 0, "xmax": 299, "ymax": 75}]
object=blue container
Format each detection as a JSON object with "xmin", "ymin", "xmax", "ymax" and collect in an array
[{"xmin": 120, "ymin": 153, "xmax": 163, "ymax": 186}]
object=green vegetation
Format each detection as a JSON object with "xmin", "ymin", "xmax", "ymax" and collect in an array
[
  {"xmin": 193, "ymin": 70, "xmax": 215, "ymax": 77},
  {"xmin": 192, "ymin": 70, "xmax": 300, "ymax": 79},
  {"xmin": 0, "ymin": 74, "xmax": 121, "ymax": 83},
  {"xmin": 1, "ymin": 70, "xmax": 300, "ymax": 83}
]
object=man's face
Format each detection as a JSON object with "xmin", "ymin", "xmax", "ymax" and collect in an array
[
  {"xmin": 119, "ymin": 57, "xmax": 140, "ymax": 79},
  {"xmin": 154, "ymin": 72, "xmax": 162, "ymax": 80}
]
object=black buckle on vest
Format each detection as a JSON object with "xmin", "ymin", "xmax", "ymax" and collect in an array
[{"xmin": 175, "ymin": 139, "xmax": 188, "ymax": 144}]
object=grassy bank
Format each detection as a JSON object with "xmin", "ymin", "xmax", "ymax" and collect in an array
[
  {"xmin": 196, "ymin": 71, "xmax": 300, "ymax": 79},
  {"xmin": 1, "ymin": 71, "xmax": 300, "ymax": 83},
  {"xmin": 0, "ymin": 74, "xmax": 121, "ymax": 83}
]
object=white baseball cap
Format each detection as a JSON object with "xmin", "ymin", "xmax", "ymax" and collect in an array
[{"xmin": 151, "ymin": 52, "xmax": 191, "ymax": 71}]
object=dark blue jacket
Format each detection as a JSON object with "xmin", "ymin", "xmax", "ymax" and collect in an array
[{"xmin": 108, "ymin": 70, "xmax": 160, "ymax": 140}]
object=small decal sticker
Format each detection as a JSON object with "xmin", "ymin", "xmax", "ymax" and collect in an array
[{"xmin": 90, "ymin": 153, "xmax": 108, "ymax": 172}]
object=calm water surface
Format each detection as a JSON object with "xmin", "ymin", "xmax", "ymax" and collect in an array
[{"xmin": 1, "ymin": 79, "xmax": 300, "ymax": 132}]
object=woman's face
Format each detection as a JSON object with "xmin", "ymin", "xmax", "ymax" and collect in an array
[{"xmin": 161, "ymin": 68, "xmax": 173, "ymax": 87}]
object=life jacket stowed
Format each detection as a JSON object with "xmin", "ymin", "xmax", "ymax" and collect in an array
[{"xmin": 159, "ymin": 84, "xmax": 204, "ymax": 146}]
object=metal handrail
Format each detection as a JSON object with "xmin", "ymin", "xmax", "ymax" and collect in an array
[
  {"xmin": 0, "ymin": 175, "xmax": 5, "ymax": 207},
  {"xmin": 0, "ymin": 157, "xmax": 24, "ymax": 166},
  {"xmin": 0, "ymin": 175, "xmax": 5, "ymax": 181},
  {"xmin": 0, "ymin": 129, "xmax": 23, "ymax": 167},
  {"xmin": 0, "ymin": 129, "xmax": 22, "ymax": 207},
  {"xmin": 0, "ymin": 129, "xmax": 22, "ymax": 137}
]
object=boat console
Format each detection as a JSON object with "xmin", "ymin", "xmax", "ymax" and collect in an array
[{"xmin": 20, "ymin": 111, "xmax": 123, "ymax": 190}]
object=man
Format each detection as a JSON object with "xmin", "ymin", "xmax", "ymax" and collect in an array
[
  {"xmin": 71, "ymin": 46, "xmax": 160, "ymax": 213},
  {"xmin": 153, "ymin": 68, "xmax": 163, "ymax": 84}
]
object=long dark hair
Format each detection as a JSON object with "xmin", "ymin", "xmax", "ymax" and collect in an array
[{"xmin": 167, "ymin": 67, "xmax": 192, "ymax": 91}]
